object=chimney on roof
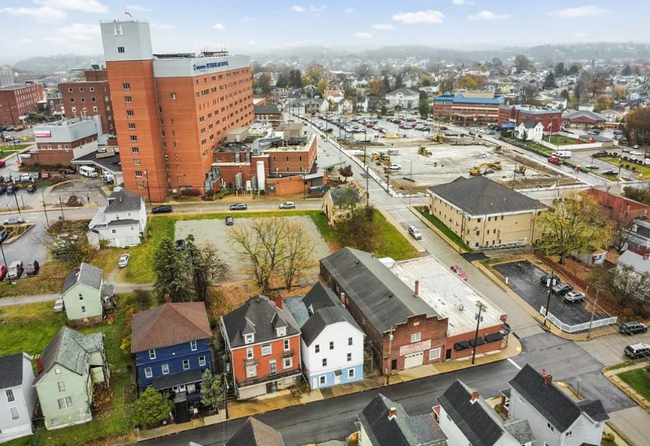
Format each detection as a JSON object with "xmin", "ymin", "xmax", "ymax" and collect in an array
[
  {"xmin": 544, "ymin": 374, "xmax": 553, "ymax": 385},
  {"xmin": 470, "ymin": 391, "xmax": 480, "ymax": 403},
  {"xmin": 165, "ymin": 294, "xmax": 171, "ymax": 303},
  {"xmin": 340, "ymin": 292, "xmax": 345, "ymax": 303},
  {"xmin": 35, "ymin": 355, "xmax": 43, "ymax": 374},
  {"xmin": 275, "ymin": 295, "xmax": 283, "ymax": 310},
  {"xmin": 75, "ymin": 266, "xmax": 80, "ymax": 274},
  {"xmin": 388, "ymin": 407, "xmax": 397, "ymax": 421},
  {"xmin": 414, "ymin": 280, "xmax": 419, "ymax": 297}
]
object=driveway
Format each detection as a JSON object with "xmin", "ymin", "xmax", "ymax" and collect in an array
[{"xmin": 493, "ymin": 261, "xmax": 610, "ymax": 328}]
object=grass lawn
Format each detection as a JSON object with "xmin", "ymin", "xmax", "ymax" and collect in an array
[
  {"xmin": 618, "ymin": 367, "xmax": 650, "ymax": 402},
  {"xmin": 601, "ymin": 157, "xmax": 650, "ymax": 178},
  {"xmin": 415, "ymin": 206, "xmax": 473, "ymax": 252},
  {"xmin": 0, "ymin": 299, "xmax": 136, "ymax": 446},
  {"xmin": 549, "ymin": 136, "xmax": 580, "ymax": 146},
  {"xmin": 373, "ymin": 210, "xmax": 420, "ymax": 260},
  {"xmin": 0, "ymin": 144, "xmax": 31, "ymax": 154},
  {"xmin": 0, "ymin": 261, "xmax": 69, "ymax": 298}
]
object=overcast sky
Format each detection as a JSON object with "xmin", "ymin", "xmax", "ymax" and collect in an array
[{"xmin": 1, "ymin": 0, "xmax": 648, "ymax": 62}]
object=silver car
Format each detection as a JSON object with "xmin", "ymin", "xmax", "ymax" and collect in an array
[{"xmin": 3, "ymin": 216, "xmax": 25, "ymax": 225}]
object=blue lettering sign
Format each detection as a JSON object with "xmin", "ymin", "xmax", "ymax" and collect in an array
[{"xmin": 193, "ymin": 61, "xmax": 230, "ymax": 72}]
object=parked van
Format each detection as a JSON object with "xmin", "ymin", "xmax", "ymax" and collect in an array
[
  {"xmin": 103, "ymin": 172, "xmax": 114, "ymax": 183},
  {"xmin": 552, "ymin": 150, "xmax": 572, "ymax": 159},
  {"xmin": 79, "ymin": 166, "xmax": 98, "ymax": 178}
]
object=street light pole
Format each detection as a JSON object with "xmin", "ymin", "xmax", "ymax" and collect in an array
[
  {"xmin": 41, "ymin": 192, "xmax": 50, "ymax": 227},
  {"xmin": 385, "ymin": 326, "xmax": 394, "ymax": 385},
  {"xmin": 543, "ymin": 273, "xmax": 558, "ymax": 328},
  {"xmin": 471, "ymin": 301, "xmax": 487, "ymax": 365},
  {"xmin": 144, "ymin": 170, "xmax": 152, "ymax": 205},
  {"xmin": 0, "ymin": 242, "xmax": 7, "ymax": 268}
]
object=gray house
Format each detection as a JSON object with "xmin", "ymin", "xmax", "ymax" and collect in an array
[
  {"xmin": 0, "ymin": 353, "xmax": 36, "ymax": 444},
  {"xmin": 503, "ymin": 364, "xmax": 608, "ymax": 446}
]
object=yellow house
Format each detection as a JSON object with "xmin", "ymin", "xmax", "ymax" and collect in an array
[{"xmin": 427, "ymin": 176, "xmax": 542, "ymax": 249}]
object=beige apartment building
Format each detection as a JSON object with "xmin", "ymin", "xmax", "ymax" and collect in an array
[{"xmin": 427, "ymin": 176, "xmax": 542, "ymax": 249}]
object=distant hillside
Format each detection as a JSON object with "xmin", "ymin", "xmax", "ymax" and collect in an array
[{"xmin": 14, "ymin": 54, "xmax": 104, "ymax": 73}]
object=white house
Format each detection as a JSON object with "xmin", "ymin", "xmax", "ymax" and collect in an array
[
  {"xmin": 578, "ymin": 103, "xmax": 595, "ymax": 112},
  {"xmin": 338, "ymin": 99, "xmax": 353, "ymax": 114},
  {"xmin": 88, "ymin": 187, "xmax": 147, "ymax": 248},
  {"xmin": 0, "ymin": 353, "xmax": 36, "ymax": 444},
  {"xmin": 600, "ymin": 109, "xmax": 619, "ymax": 123},
  {"xmin": 386, "ymin": 88, "xmax": 420, "ymax": 109},
  {"xmin": 516, "ymin": 119, "xmax": 544, "ymax": 141},
  {"xmin": 436, "ymin": 380, "xmax": 534, "ymax": 446},
  {"xmin": 319, "ymin": 99, "xmax": 330, "ymax": 114},
  {"xmin": 356, "ymin": 95, "xmax": 369, "ymax": 113},
  {"xmin": 505, "ymin": 365, "xmax": 608, "ymax": 446},
  {"xmin": 284, "ymin": 283, "xmax": 364, "ymax": 389}
]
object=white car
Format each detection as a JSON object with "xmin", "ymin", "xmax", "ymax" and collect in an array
[
  {"xmin": 564, "ymin": 291, "xmax": 585, "ymax": 303},
  {"xmin": 388, "ymin": 163, "xmax": 402, "ymax": 170},
  {"xmin": 279, "ymin": 201, "xmax": 296, "ymax": 209},
  {"xmin": 118, "ymin": 254, "xmax": 130, "ymax": 268},
  {"xmin": 53, "ymin": 299, "xmax": 65, "ymax": 313},
  {"xmin": 630, "ymin": 150, "xmax": 643, "ymax": 156}
]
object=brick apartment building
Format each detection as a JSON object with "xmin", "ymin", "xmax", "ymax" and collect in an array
[
  {"xmin": 25, "ymin": 116, "xmax": 102, "ymax": 166},
  {"xmin": 59, "ymin": 68, "xmax": 114, "ymax": 134},
  {"xmin": 432, "ymin": 92, "xmax": 504, "ymax": 125},
  {"xmin": 100, "ymin": 20, "xmax": 254, "ymax": 201},
  {"xmin": 0, "ymin": 83, "xmax": 43, "ymax": 125},
  {"xmin": 498, "ymin": 104, "xmax": 562, "ymax": 133}
]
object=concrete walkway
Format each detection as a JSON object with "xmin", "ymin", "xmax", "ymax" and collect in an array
[
  {"xmin": 135, "ymin": 336, "xmax": 522, "ymax": 442},
  {"xmin": 0, "ymin": 283, "xmax": 153, "ymax": 307}
]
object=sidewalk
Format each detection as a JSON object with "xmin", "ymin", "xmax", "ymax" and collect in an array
[
  {"xmin": 604, "ymin": 362, "xmax": 650, "ymax": 412},
  {"xmin": 135, "ymin": 336, "xmax": 522, "ymax": 442}
]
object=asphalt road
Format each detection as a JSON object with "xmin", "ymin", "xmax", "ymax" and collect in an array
[{"xmin": 144, "ymin": 333, "xmax": 633, "ymax": 446}]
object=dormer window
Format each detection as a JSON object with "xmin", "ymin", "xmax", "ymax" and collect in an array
[
  {"xmin": 244, "ymin": 333, "xmax": 254, "ymax": 344},
  {"xmin": 276, "ymin": 327, "xmax": 286, "ymax": 337}
]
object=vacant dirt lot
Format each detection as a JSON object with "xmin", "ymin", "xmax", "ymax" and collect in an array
[{"xmin": 175, "ymin": 215, "xmax": 331, "ymax": 276}]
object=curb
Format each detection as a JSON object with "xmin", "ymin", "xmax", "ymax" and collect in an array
[
  {"xmin": 1, "ymin": 223, "xmax": 35, "ymax": 245},
  {"xmin": 604, "ymin": 362, "xmax": 650, "ymax": 414},
  {"xmin": 410, "ymin": 207, "xmax": 469, "ymax": 253}
]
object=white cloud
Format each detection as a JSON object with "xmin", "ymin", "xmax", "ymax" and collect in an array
[
  {"xmin": 249, "ymin": 40, "xmax": 256, "ymax": 45},
  {"xmin": 19, "ymin": 38, "xmax": 32, "ymax": 44},
  {"xmin": 0, "ymin": 6, "xmax": 66, "ymax": 20},
  {"xmin": 213, "ymin": 23, "xmax": 226, "ymax": 31},
  {"xmin": 392, "ymin": 10, "xmax": 444, "ymax": 24},
  {"xmin": 548, "ymin": 5, "xmax": 607, "ymax": 18},
  {"xmin": 35, "ymin": 0, "xmax": 108, "ymax": 13},
  {"xmin": 452, "ymin": 0, "xmax": 474, "ymax": 4},
  {"xmin": 43, "ymin": 23, "xmax": 100, "ymax": 45},
  {"xmin": 291, "ymin": 5, "xmax": 305, "ymax": 12},
  {"xmin": 241, "ymin": 16, "xmax": 255, "ymax": 22},
  {"xmin": 345, "ymin": 7, "xmax": 355, "ymax": 13},
  {"xmin": 151, "ymin": 23, "xmax": 175, "ymax": 29},
  {"xmin": 355, "ymin": 32, "xmax": 373, "ymax": 39},
  {"xmin": 575, "ymin": 31, "xmax": 589, "ymax": 37},
  {"xmin": 310, "ymin": 5, "xmax": 325, "ymax": 12},
  {"xmin": 372, "ymin": 23, "xmax": 396, "ymax": 30},
  {"xmin": 126, "ymin": 4, "xmax": 150, "ymax": 11},
  {"xmin": 469, "ymin": 10, "xmax": 512, "ymax": 20}
]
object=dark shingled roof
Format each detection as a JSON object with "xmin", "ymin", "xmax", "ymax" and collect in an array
[
  {"xmin": 254, "ymin": 105, "xmax": 281, "ymax": 115},
  {"xmin": 509, "ymin": 364, "xmax": 608, "ymax": 432},
  {"xmin": 226, "ymin": 417, "xmax": 285, "ymax": 446},
  {"xmin": 152, "ymin": 369, "xmax": 203, "ymax": 391},
  {"xmin": 0, "ymin": 353, "xmax": 26, "ymax": 388},
  {"xmin": 329, "ymin": 187, "xmax": 361, "ymax": 206},
  {"xmin": 437, "ymin": 380, "xmax": 506, "ymax": 446},
  {"xmin": 131, "ymin": 302, "xmax": 212, "ymax": 352},
  {"xmin": 320, "ymin": 248, "xmax": 440, "ymax": 334},
  {"xmin": 106, "ymin": 219, "xmax": 140, "ymax": 227},
  {"xmin": 577, "ymin": 400, "xmax": 609, "ymax": 422},
  {"xmin": 358, "ymin": 393, "xmax": 447, "ymax": 446},
  {"xmin": 221, "ymin": 295, "xmax": 300, "ymax": 349},
  {"xmin": 105, "ymin": 188, "xmax": 142, "ymax": 213},
  {"xmin": 301, "ymin": 305, "xmax": 361, "ymax": 347},
  {"xmin": 61, "ymin": 262, "xmax": 103, "ymax": 294},
  {"xmin": 520, "ymin": 118, "xmax": 541, "ymax": 129},
  {"xmin": 427, "ymin": 176, "xmax": 540, "ymax": 216}
]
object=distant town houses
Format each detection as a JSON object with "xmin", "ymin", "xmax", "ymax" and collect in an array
[{"xmin": 385, "ymin": 88, "xmax": 419, "ymax": 109}]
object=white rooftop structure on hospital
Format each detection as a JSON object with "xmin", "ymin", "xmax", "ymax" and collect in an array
[{"xmin": 391, "ymin": 256, "xmax": 506, "ymax": 335}]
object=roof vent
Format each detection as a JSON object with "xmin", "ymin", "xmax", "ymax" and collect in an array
[{"xmin": 388, "ymin": 293, "xmax": 393, "ymax": 298}]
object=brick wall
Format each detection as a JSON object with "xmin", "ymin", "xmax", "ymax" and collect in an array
[
  {"xmin": 230, "ymin": 336, "xmax": 301, "ymax": 385},
  {"xmin": 22, "ymin": 149, "xmax": 74, "ymax": 166}
]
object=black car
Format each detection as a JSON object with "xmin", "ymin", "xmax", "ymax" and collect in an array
[
  {"xmin": 0, "ymin": 186, "xmax": 6, "ymax": 195},
  {"xmin": 25, "ymin": 260, "xmax": 40, "ymax": 276},
  {"xmin": 620, "ymin": 322, "xmax": 648, "ymax": 335},
  {"xmin": 539, "ymin": 274, "xmax": 561, "ymax": 286},
  {"xmin": 551, "ymin": 283, "xmax": 573, "ymax": 296},
  {"xmin": 176, "ymin": 239, "xmax": 186, "ymax": 251},
  {"xmin": 229, "ymin": 203, "xmax": 248, "ymax": 211},
  {"xmin": 5, "ymin": 186, "xmax": 15, "ymax": 194},
  {"xmin": 58, "ymin": 168, "xmax": 75, "ymax": 175},
  {"xmin": 225, "ymin": 216, "xmax": 234, "ymax": 226},
  {"xmin": 152, "ymin": 205, "xmax": 173, "ymax": 214}
]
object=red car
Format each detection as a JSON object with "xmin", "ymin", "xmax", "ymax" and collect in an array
[
  {"xmin": 0, "ymin": 160, "xmax": 5, "ymax": 167},
  {"xmin": 0, "ymin": 264, "xmax": 6, "ymax": 281},
  {"xmin": 548, "ymin": 157, "xmax": 561, "ymax": 165},
  {"xmin": 450, "ymin": 264, "xmax": 468, "ymax": 280}
]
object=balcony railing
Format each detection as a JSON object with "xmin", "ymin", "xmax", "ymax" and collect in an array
[{"xmin": 237, "ymin": 368, "xmax": 300, "ymax": 388}]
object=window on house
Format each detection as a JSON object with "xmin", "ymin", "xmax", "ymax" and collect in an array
[
  {"xmin": 133, "ymin": 159, "xmax": 141, "ymax": 166},
  {"xmin": 319, "ymin": 376, "xmax": 326, "ymax": 385},
  {"xmin": 128, "ymin": 123, "xmax": 136, "ymax": 130},
  {"xmin": 276, "ymin": 327, "xmax": 286, "ymax": 337},
  {"xmin": 57, "ymin": 397, "xmax": 73, "ymax": 409},
  {"xmin": 566, "ymin": 431, "xmax": 573, "ymax": 438},
  {"xmin": 410, "ymin": 333, "xmax": 421, "ymax": 343},
  {"xmin": 199, "ymin": 356, "xmax": 206, "ymax": 367},
  {"xmin": 149, "ymin": 349, "xmax": 156, "ymax": 360},
  {"xmin": 130, "ymin": 135, "xmax": 137, "ymax": 141},
  {"xmin": 429, "ymin": 348, "xmax": 441, "ymax": 360},
  {"xmin": 322, "ymin": 358, "xmax": 327, "ymax": 367},
  {"xmin": 81, "ymin": 306, "xmax": 86, "ymax": 314},
  {"xmin": 244, "ymin": 333, "xmax": 254, "ymax": 344},
  {"xmin": 144, "ymin": 367, "xmax": 152, "ymax": 378},
  {"xmin": 261, "ymin": 344, "xmax": 272, "ymax": 356},
  {"xmin": 122, "ymin": 83, "xmax": 130, "ymax": 90},
  {"xmin": 347, "ymin": 353, "xmax": 352, "ymax": 362},
  {"xmin": 315, "ymin": 344, "xmax": 320, "ymax": 353},
  {"xmin": 170, "ymin": 93, "xmax": 177, "ymax": 100},
  {"xmin": 162, "ymin": 364, "xmax": 170, "ymax": 375},
  {"xmin": 183, "ymin": 359, "xmax": 190, "ymax": 370},
  {"xmin": 55, "ymin": 368, "xmax": 61, "ymax": 375},
  {"xmin": 124, "ymin": 96, "xmax": 132, "ymax": 103},
  {"xmin": 348, "ymin": 337, "xmax": 353, "ymax": 346},
  {"xmin": 246, "ymin": 347, "xmax": 254, "ymax": 359},
  {"xmin": 283, "ymin": 339, "xmax": 290, "ymax": 351},
  {"xmin": 246, "ymin": 365, "xmax": 256, "ymax": 378},
  {"xmin": 132, "ymin": 147, "xmax": 139, "ymax": 153},
  {"xmin": 6, "ymin": 389, "xmax": 15, "ymax": 402},
  {"xmin": 10, "ymin": 407, "xmax": 19, "ymax": 420},
  {"xmin": 117, "ymin": 46, "xmax": 125, "ymax": 53},
  {"xmin": 329, "ymin": 341, "xmax": 334, "ymax": 350},
  {"xmin": 270, "ymin": 360, "xmax": 277, "ymax": 375},
  {"xmin": 190, "ymin": 340, "xmax": 197, "ymax": 351},
  {"xmin": 135, "ymin": 171, "xmax": 143, "ymax": 178},
  {"xmin": 57, "ymin": 382, "xmax": 66, "ymax": 392},
  {"xmin": 126, "ymin": 110, "xmax": 134, "ymax": 117},
  {"xmin": 547, "ymin": 422, "xmax": 554, "ymax": 432}
]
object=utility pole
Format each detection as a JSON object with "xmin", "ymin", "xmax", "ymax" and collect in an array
[
  {"xmin": 0, "ymin": 242, "xmax": 7, "ymax": 268},
  {"xmin": 587, "ymin": 288, "xmax": 600, "ymax": 339},
  {"xmin": 12, "ymin": 192, "xmax": 20, "ymax": 214},
  {"xmin": 41, "ymin": 192, "xmax": 49, "ymax": 227},
  {"xmin": 385, "ymin": 167, "xmax": 390, "ymax": 193},
  {"xmin": 408, "ymin": 160, "xmax": 413, "ymax": 208},
  {"xmin": 363, "ymin": 145, "xmax": 369, "ymax": 206},
  {"xmin": 471, "ymin": 301, "xmax": 487, "ymax": 365},
  {"xmin": 543, "ymin": 272, "xmax": 557, "ymax": 328},
  {"xmin": 58, "ymin": 196, "xmax": 65, "ymax": 222}
]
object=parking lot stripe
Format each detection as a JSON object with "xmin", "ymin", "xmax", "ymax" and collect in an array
[{"xmin": 508, "ymin": 358, "xmax": 522, "ymax": 370}]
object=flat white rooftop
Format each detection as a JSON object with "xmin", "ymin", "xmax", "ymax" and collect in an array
[{"xmin": 391, "ymin": 256, "xmax": 505, "ymax": 335}]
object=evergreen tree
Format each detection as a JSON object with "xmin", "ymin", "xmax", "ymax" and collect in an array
[
  {"xmin": 200, "ymin": 370, "xmax": 224, "ymax": 413},
  {"xmin": 543, "ymin": 72, "xmax": 556, "ymax": 89},
  {"xmin": 622, "ymin": 64, "xmax": 632, "ymax": 76},
  {"xmin": 153, "ymin": 238, "xmax": 189, "ymax": 302},
  {"xmin": 132, "ymin": 388, "xmax": 173, "ymax": 428}
]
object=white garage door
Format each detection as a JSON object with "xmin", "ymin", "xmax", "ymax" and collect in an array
[{"xmin": 404, "ymin": 351, "xmax": 424, "ymax": 369}]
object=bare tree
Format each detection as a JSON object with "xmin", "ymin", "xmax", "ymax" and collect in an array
[
  {"xmin": 184, "ymin": 235, "xmax": 229, "ymax": 301},
  {"xmin": 281, "ymin": 221, "xmax": 315, "ymax": 289},
  {"xmin": 518, "ymin": 83, "xmax": 539, "ymax": 105}
]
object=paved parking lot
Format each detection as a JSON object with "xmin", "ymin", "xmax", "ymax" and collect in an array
[
  {"xmin": 493, "ymin": 261, "xmax": 610, "ymax": 327},
  {"xmin": 175, "ymin": 216, "xmax": 331, "ymax": 276}
]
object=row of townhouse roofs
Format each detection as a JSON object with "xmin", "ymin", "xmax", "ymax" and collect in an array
[{"xmin": 188, "ymin": 365, "xmax": 609, "ymax": 446}]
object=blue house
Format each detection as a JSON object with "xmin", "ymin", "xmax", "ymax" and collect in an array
[{"xmin": 131, "ymin": 302, "xmax": 213, "ymax": 420}]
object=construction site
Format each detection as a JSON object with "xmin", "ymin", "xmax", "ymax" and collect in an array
[{"xmin": 356, "ymin": 135, "xmax": 581, "ymax": 193}]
